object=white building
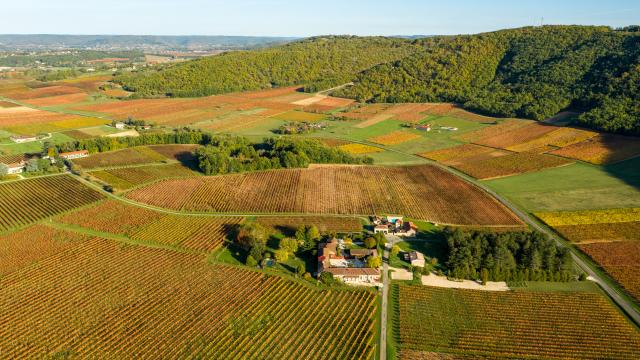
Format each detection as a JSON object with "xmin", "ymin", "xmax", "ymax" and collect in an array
[{"xmin": 59, "ymin": 150, "xmax": 89, "ymax": 160}]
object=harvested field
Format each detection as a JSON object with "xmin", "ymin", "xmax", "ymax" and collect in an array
[
  {"xmin": 354, "ymin": 113, "xmax": 394, "ymax": 128},
  {"xmin": 0, "ymin": 225, "xmax": 90, "ymax": 276},
  {"xmin": 50, "ymin": 116, "xmax": 110, "ymax": 129},
  {"xmin": 553, "ymin": 222, "xmax": 640, "ymax": 243},
  {"xmin": 91, "ymin": 163, "xmax": 196, "ymax": 190},
  {"xmin": 3, "ymin": 85, "xmax": 84, "ymax": 100},
  {"xmin": 316, "ymin": 96, "xmax": 354, "ymax": 108},
  {"xmin": 473, "ymin": 122, "xmax": 560, "ymax": 149},
  {"xmin": 452, "ymin": 152, "xmax": 573, "ymax": 180},
  {"xmin": 256, "ymin": 216, "xmax": 363, "ymax": 235},
  {"xmin": 395, "ymin": 284, "xmax": 640, "ymax": 359},
  {"xmin": 318, "ymin": 138, "xmax": 352, "ymax": 147},
  {"xmin": 551, "ymin": 134, "xmax": 640, "ymax": 164},
  {"xmin": 0, "ymin": 239, "xmax": 377, "ymax": 359},
  {"xmin": 369, "ymin": 131, "xmax": 421, "ymax": 145},
  {"xmin": 272, "ymin": 110, "xmax": 325, "ymax": 122},
  {"xmin": 580, "ymin": 241, "xmax": 640, "ymax": 302},
  {"xmin": 338, "ymin": 143, "xmax": 383, "ymax": 154},
  {"xmin": 507, "ymin": 127, "xmax": 597, "ymax": 152},
  {"xmin": 72, "ymin": 147, "xmax": 167, "ymax": 169},
  {"xmin": 147, "ymin": 144, "xmax": 198, "ymax": 161},
  {"xmin": 418, "ymin": 144, "xmax": 508, "ymax": 166},
  {"xmin": 0, "ymin": 175, "xmax": 104, "ymax": 231},
  {"xmin": 62, "ymin": 129, "xmax": 94, "ymax": 140},
  {"xmin": 0, "ymin": 101, "xmax": 19, "ymax": 108},
  {"xmin": 455, "ymin": 119, "xmax": 533, "ymax": 143},
  {"xmin": 0, "ymin": 107, "xmax": 74, "ymax": 131},
  {"xmin": 21, "ymin": 93, "xmax": 88, "ymax": 107},
  {"xmin": 126, "ymin": 165, "xmax": 524, "ymax": 226}
]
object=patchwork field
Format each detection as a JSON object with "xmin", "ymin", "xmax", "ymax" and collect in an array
[
  {"xmin": 551, "ymin": 134, "xmax": 640, "ymax": 164},
  {"xmin": 125, "ymin": 165, "xmax": 524, "ymax": 226},
  {"xmin": 394, "ymin": 284, "xmax": 640, "ymax": 359},
  {"xmin": 256, "ymin": 216, "xmax": 363, "ymax": 235},
  {"xmin": 421, "ymin": 144, "xmax": 573, "ymax": 180},
  {"xmin": 0, "ymin": 175, "xmax": 104, "ymax": 231},
  {"xmin": 580, "ymin": 241, "xmax": 640, "ymax": 303},
  {"xmin": 0, "ymin": 234, "xmax": 377, "ymax": 359}
]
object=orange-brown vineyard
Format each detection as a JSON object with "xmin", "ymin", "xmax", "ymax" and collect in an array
[
  {"xmin": 0, "ymin": 229, "xmax": 377, "ymax": 359},
  {"xmin": 125, "ymin": 165, "xmax": 525, "ymax": 227}
]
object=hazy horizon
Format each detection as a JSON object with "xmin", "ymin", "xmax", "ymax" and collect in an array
[{"xmin": 2, "ymin": 0, "xmax": 638, "ymax": 37}]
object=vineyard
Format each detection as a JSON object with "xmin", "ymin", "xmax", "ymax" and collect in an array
[
  {"xmin": 56, "ymin": 200, "xmax": 242, "ymax": 252},
  {"xmin": 256, "ymin": 216, "xmax": 363, "ymax": 235},
  {"xmin": 580, "ymin": 241, "xmax": 640, "ymax": 302},
  {"xmin": 0, "ymin": 225, "xmax": 90, "ymax": 276},
  {"xmin": 125, "ymin": 165, "xmax": 524, "ymax": 226},
  {"xmin": 394, "ymin": 284, "xmax": 640, "ymax": 359},
  {"xmin": 72, "ymin": 146, "xmax": 170, "ymax": 169},
  {"xmin": 554, "ymin": 222, "xmax": 640, "ymax": 243},
  {"xmin": 91, "ymin": 163, "xmax": 196, "ymax": 190},
  {"xmin": 535, "ymin": 208, "xmax": 640, "ymax": 226},
  {"xmin": 0, "ymin": 238, "xmax": 377, "ymax": 359},
  {"xmin": 0, "ymin": 175, "xmax": 104, "ymax": 231}
]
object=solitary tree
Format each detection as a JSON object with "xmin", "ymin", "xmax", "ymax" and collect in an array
[
  {"xmin": 391, "ymin": 245, "xmax": 401, "ymax": 257},
  {"xmin": 366, "ymin": 256, "xmax": 382, "ymax": 268},
  {"xmin": 274, "ymin": 249, "xmax": 289, "ymax": 263},
  {"xmin": 279, "ymin": 237, "xmax": 298, "ymax": 254},
  {"xmin": 364, "ymin": 237, "xmax": 377, "ymax": 249}
]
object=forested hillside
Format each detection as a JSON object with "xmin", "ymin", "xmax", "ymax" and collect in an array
[
  {"xmin": 118, "ymin": 26, "xmax": 640, "ymax": 135},
  {"xmin": 337, "ymin": 26, "xmax": 640, "ymax": 135},
  {"xmin": 115, "ymin": 36, "xmax": 419, "ymax": 97}
]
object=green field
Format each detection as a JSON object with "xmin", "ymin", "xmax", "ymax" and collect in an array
[{"xmin": 484, "ymin": 158, "xmax": 640, "ymax": 212}]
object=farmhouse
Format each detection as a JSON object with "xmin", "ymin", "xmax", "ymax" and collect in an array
[
  {"xmin": 10, "ymin": 135, "xmax": 39, "ymax": 143},
  {"xmin": 114, "ymin": 122, "xmax": 126, "ymax": 129},
  {"xmin": 1, "ymin": 160, "xmax": 26, "ymax": 174},
  {"xmin": 371, "ymin": 215, "xmax": 417, "ymax": 237},
  {"xmin": 403, "ymin": 251, "xmax": 426, "ymax": 268},
  {"xmin": 59, "ymin": 150, "xmax": 89, "ymax": 160},
  {"xmin": 318, "ymin": 238, "xmax": 380, "ymax": 285}
]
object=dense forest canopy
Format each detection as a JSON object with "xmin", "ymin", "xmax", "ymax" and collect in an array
[
  {"xmin": 444, "ymin": 228, "xmax": 575, "ymax": 282},
  {"xmin": 337, "ymin": 26, "xmax": 640, "ymax": 135},
  {"xmin": 115, "ymin": 36, "xmax": 420, "ymax": 97},
  {"xmin": 117, "ymin": 26, "xmax": 640, "ymax": 135}
]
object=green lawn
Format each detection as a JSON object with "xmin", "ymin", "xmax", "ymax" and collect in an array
[
  {"xmin": 484, "ymin": 158, "xmax": 640, "ymax": 212},
  {"xmin": 0, "ymin": 132, "xmax": 75, "ymax": 155}
]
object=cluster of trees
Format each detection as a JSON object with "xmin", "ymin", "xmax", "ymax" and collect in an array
[
  {"xmin": 55, "ymin": 128, "xmax": 210, "ymax": 154},
  {"xmin": 115, "ymin": 36, "xmax": 420, "ymax": 97},
  {"xmin": 273, "ymin": 122, "xmax": 326, "ymax": 135},
  {"xmin": 195, "ymin": 136, "xmax": 372, "ymax": 176},
  {"xmin": 337, "ymin": 26, "xmax": 640, "ymax": 135},
  {"xmin": 444, "ymin": 228, "xmax": 575, "ymax": 283},
  {"xmin": 0, "ymin": 50, "xmax": 143, "ymax": 68}
]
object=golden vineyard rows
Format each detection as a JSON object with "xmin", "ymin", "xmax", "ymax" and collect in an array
[
  {"xmin": 126, "ymin": 165, "xmax": 523, "ymax": 226},
  {"xmin": 0, "ymin": 175, "xmax": 104, "ymax": 231},
  {"xmin": 395, "ymin": 284, "xmax": 640, "ymax": 359},
  {"xmin": 0, "ymin": 234, "xmax": 377, "ymax": 359}
]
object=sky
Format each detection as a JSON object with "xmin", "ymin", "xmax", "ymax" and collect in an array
[{"xmin": 1, "ymin": 0, "xmax": 639, "ymax": 36}]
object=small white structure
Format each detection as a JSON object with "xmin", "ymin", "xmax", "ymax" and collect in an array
[
  {"xmin": 10, "ymin": 135, "xmax": 39, "ymax": 143},
  {"xmin": 374, "ymin": 225, "xmax": 389, "ymax": 234},
  {"xmin": 114, "ymin": 122, "xmax": 126, "ymax": 129},
  {"xmin": 325, "ymin": 268, "xmax": 380, "ymax": 284},
  {"xmin": 5, "ymin": 161, "xmax": 26, "ymax": 174},
  {"xmin": 59, "ymin": 150, "xmax": 89, "ymax": 160},
  {"xmin": 403, "ymin": 251, "xmax": 425, "ymax": 268}
]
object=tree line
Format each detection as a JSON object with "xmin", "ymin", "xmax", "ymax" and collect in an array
[{"xmin": 444, "ymin": 228, "xmax": 575, "ymax": 283}]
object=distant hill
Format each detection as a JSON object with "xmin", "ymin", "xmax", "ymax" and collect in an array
[
  {"xmin": 116, "ymin": 26, "xmax": 640, "ymax": 135},
  {"xmin": 0, "ymin": 34, "xmax": 297, "ymax": 51},
  {"xmin": 115, "ymin": 36, "xmax": 421, "ymax": 97}
]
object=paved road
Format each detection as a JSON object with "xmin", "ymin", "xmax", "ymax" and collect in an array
[
  {"xmin": 344, "ymin": 137, "xmax": 640, "ymax": 327},
  {"xmin": 379, "ymin": 248, "xmax": 390, "ymax": 360}
]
